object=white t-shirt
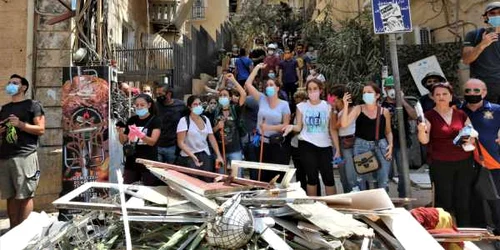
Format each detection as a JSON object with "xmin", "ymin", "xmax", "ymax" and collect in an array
[
  {"xmin": 176, "ymin": 116, "xmax": 213, "ymax": 157},
  {"xmin": 337, "ymin": 110, "xmax": 356, "ymax": 137},
  {"xmin": 297, "ymin": 100, "xmax": 332, "ymax": 148}
]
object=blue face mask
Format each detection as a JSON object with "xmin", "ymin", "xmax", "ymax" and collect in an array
[
  {"xmin": 265, "ymin": 86, "xmax": 276, "ymax": 97},
  {"xmin": 218, "ymin": 97, "xmax": 230, "ymax": 107},
  {"xmin": 268, "ymin": 73, "xmax": 276, "ymax": 79},
  {"xmin": 192, "ymin": 106, "xmax": 204, "ymax": 115},
  {"xmin": 5, "ymin": 83, "xmax": 19, "ymax": 96},
  {"xmin": 488, "ymin": 16, "xmax": 500, "ymax": 27},
  {"xmin": 135, "ymin": 108, "xmax": 149, "ymax": 117},
  {"xmin": 362, "ymin": 93, "xmax": 376, "ymax": 105}
]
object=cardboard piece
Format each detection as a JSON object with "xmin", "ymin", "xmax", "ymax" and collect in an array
[
  {"xmin": 327, "ymin": 188, "xmax": 395, "ymax": 211},
  {"xmin": 408, "ymin": 55, "xmax": 445, "ymax": 95}
]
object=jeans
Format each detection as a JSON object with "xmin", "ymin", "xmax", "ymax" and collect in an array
[
  {"xmin": 157, "ymin": 146, "xmax": 177, "ymax": 164},
  {"xmin": 353, "ymin": 137, "xmax": 391, "ymax": 191},
  {"xmin": 218, "ymin": 150, "xmax": 244, "ymax": 177},
  {"xmin": 339, "ymin": 141, "xmax": 358, "ymax": 193}
]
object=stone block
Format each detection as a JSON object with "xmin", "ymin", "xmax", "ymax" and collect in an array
[
  {"xmin": 38, "ymin": 15, "xmax": 71, "ymax": 31},
  {"xmin": 40, "ymin": 128, "xmax": 63, "ymax": 146},
  {"xmin": 35, "ymin": 87, "xmax": 62, "ymax": 107},
  {"xmin": 36, "ymin": 68, "xmax": 63, "ymax": 87},
  {"xmin": 37, "ymin": 32, "xmax": 71, "ymax": 50},
  {"xmin": 43, "ymin": 107, "xmax": 63, "ymax": 128},
  {"xmin": 36, "ymin": 0, "xmax": 70, "ymax": 14},
  {"xmin": 36, "ymin": 50, "xmax": 71, "ymax": 68},
  {"xmin": 36, "ymin": 146, "xmax": 63, "ymax": 195},
  {"xmin": 33, "ymin": 193, "xmax": 59, "ymax": 212}
]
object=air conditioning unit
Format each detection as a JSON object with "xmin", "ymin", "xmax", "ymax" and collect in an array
[{"xmin": 414, "ymin": 26, "xmax": 432, "ymax": 45}]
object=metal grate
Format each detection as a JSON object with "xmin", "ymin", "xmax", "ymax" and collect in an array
[{"xmin": 420, "ymin": 27, "xmax": 431, "ymax": 45}]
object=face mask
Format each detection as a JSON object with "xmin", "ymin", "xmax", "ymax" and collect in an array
[
  {"xmin": 488, "ymin": 16, "xmax": 500, "ymax": 27},
  {"xmin": 218, "ymin": 97, "xmax": 230, "ymax": 106},
  {"xmin": 156, "ymin": 95, "xmax": 166, "ymax": 103},
  {"xmin": 265, "ymin": 86, "xmax": 276, "ymax": 97},
  {"xmin": 464, "ymin": 95, "xmax": 483, "ymax": 104},
  {"xmin": 192, "ymin": 106, "xmax": 204, "ymax": 115},
  {"xmin": 5, "ymin": 83, "xmax": 19, "ymax": 96},
  {"xmin": 310, "ymin": 69, "xmax": 316, "ymax": 75},
  {"xmin": 267, "ymin": 50, "xmax": 275, "ymax": 56},
  {"xmin": 363, "ymin": 93, "xmax": 376, "ymax": 105},
  {"xmin": 387, "ymin": 89, "xmax": 396, "ymax": 99},
  {"xmin": 268, "ymin": 73, "xmax": 276, "ymax": 79},
  {"xmin": 135, "ymin": 108, "xmax": 148, "ymax": 117},
  {"xmin": 308, "ymin": 91, "xmax": 320, "ymax": 101}
]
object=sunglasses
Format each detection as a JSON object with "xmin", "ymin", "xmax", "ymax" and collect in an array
[
  {"xmin": 464, "ymin": 88, "xmax": 481, "ymax": 94},
  {"xmin": 143, "ymin": 90, "xmax": 151, "ymax": 93}
]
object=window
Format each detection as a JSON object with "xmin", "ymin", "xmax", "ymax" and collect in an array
[{"xmin": 192, "ymin": 0, "xmax": 205, "ymax": 20}]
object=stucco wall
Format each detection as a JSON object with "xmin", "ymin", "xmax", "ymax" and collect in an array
[
  {"xmin": 0, "ymin": 0, "xmax": 28, "ymax": 105},
  {"xmin": 187, "ymin": 0, "xmax": 229, "ymax": 40},
  {"xmin": 108, "ymin": 0, "xmax": 150, "ymax": 47}
]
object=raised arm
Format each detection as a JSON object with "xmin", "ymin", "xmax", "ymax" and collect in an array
[
  {"xmin": 226, "ymin": 73, "xmax": 247, "ymax": 106},
  {"xmin": 383, "ymin": 108, "xmax": 393, "ymax": 160},
  {"xmin": 462, "ymin": 32, "xmax": 498, "ymax": 64},
  {"xmin": 245, "ymin": 63, "xmax": 266, "ymax": 101},
  {"xmin": 340, "ymin": 93, "xmax": 360, "ymax": 128}
]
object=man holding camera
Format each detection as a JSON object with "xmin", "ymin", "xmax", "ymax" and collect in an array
[
  {"xmin": 0, "ymin": 74, "xmax": 45, "ymax": 229},
  {"xmin": 462, "ymin": 2, "xmax": 500, "ymax": 104}
]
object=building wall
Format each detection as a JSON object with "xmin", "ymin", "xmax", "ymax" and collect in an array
[
  {"xmin": 318, "ymin": 0, "xmax": 487, "ymax": 44},
  {"xmin": 108, "ymin": 0, "xmax": 150, "ymax": 47},
  {"xmin": 0, "ymin": 0, "xmax": 29, "ymax": 105},
  {"xmin": 186, "ymin": 0, "xmax": 229, "ymax": 40}
]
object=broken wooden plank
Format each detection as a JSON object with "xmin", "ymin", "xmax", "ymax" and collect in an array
[
  {"xmin": 230, "ymin": 160, "xmax": 296, "ymax": 187},
  {"xmin": 125, "ymin": 186, "xmax": 169, "ymax": 205},
  {"xmin": 166, "ymin": 181, "xmax": 219, "ymax": 215},
  {"xmin": 136, "ymin": 158, "xmax": 270, "ymax": 188},
  {"xmin": 116, "ymin": 169, "xmax": 132, "ymax": 250},
  {"xmin": 215, "ymin": 196, "xmax": 352, "ymax": 206},
  {"xmin": 254, "ymin": 217, "xmax": 293, "ymax": 250},
  {"xmin": 380, "ymin": 208, "xmax": 444, "ymax": 250},
  {"xmin": 147, "ymin": 167, "xmax": 253, "ymax": 197},
  {"xmin": 326, "ymin": 188, "xmax": 395, "ymax": 211}
]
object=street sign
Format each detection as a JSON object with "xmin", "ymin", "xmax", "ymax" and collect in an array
[{"xmin": 372, "ymin": 0, "xmax": 413, "ymax": 34}]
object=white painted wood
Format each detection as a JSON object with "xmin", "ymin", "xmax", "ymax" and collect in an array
[{"xmin": 117, "ymin": 169, "xmax": 132, "ymax": 250}]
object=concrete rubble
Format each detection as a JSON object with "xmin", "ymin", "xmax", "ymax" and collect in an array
[{"xmin": 0, "ymin": 159, "xmax": 449, "ymax": 250}]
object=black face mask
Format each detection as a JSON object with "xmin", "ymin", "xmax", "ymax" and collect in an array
[
  {"xmin": 156, "ymin": 95, "xmax": 166, "ymax": 103},
  {"xmin": 464, "ymin": 95, "xmax": 483, "ymax": 104}
]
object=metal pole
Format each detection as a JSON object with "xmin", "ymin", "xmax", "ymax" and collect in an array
[{"xmin": 388, "ymin": 34, "xmax": 412, "ymax": 203}]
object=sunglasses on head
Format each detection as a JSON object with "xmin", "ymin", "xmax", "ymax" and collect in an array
[{"xmin": 464, "ymin": 88, "xmax": 481, "ymax": 94}]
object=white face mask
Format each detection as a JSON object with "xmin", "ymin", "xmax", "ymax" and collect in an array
[{"xmin": 387, "ymin": 89, "xmax": 396, "ymax": 99}]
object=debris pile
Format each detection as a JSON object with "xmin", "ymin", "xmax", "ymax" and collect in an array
[{"xmin": 0, "ymin": 159, "xmax": 447, "ymax": 249}]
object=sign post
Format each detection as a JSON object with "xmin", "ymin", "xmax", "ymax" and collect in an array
[{"xmin": 372, "ymin": 0, "xmax": 413, "ymax": 202}]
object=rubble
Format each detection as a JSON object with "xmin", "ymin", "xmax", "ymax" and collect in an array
[{"xmin": 1, "ymin": 158, "xmax": 452, "ymax": 249}]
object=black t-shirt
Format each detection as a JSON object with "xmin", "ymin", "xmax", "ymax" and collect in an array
[
  {"xmin": 124, "ymin": 114, "xmax": 161, "ymax": 169},
  {"xmin": 156, "ymin": 99, "xmax": 188, "ymax": 147},
  {"xmin": 212, "ymin": 104, "xmax": 242, "ymax": 153},
  {"xmin": 463, "ymin": 28, "xmax": 500, "ymax": 86},
  {"xmin": 250, "ymin": 48, "xmax": 266, "ymax": 65},
  {"xmin": 0, "ymin": 99, "xmax": 45, "ymax": 158},
  {"xmin": 381, "ymin": 99, "xmax": 411, "ymax": 148}
]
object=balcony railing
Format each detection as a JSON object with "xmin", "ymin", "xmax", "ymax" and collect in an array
[
  {"xmin": 114, "ymin": 47, "xmax": 174, "ymax": 74},
  {"xmin": 150, "ymin": 1, "xmax": 177, "ymax": 25},
  {"xmin": 191, "ymin": 6, "xmax": 205, "ymax": 20}
]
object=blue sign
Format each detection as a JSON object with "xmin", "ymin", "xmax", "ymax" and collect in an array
[{"xmin": 372, "ymin": 0, "xmax": 412, "ymax": 34}]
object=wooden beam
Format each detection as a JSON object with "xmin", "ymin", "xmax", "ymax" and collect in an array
[
  {"xmin": 230, "ymin": 160, "xmax": 296, "ymax": 187},
  {"xmin": 166, "ymin": 181, "xmax": 219, "ymax": 215},
  {"xmin": 137, "ymin": 158, "xmax": 270, "ymax": 188},
  {"xmin": 46, "ymin": 10, "xmax": 75, "ymax": 25}
]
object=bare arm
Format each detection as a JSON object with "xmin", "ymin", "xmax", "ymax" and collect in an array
[
  {"xmin": 403, "ymin": 99, "xmax": 417, "ymax": 120},
  {"xmin": 228, "ymin": 74, "xmax": 247, "ymax": 106},
  {"xmin": 383, "ymin": 109, "xmax": 393, "ymax": 147},
  {"xmin": 245, "ymin": 63, "xmax": 265, "ymax": 101},
  {"xmin": 462, "ymin": 32, "xmax": 499, "ymax": 64},
  {"xmin": 290, "ymin": 109, "xmax": 303, "ymax": 132},
  {"xmin": 265, "ymin": 113, "xmax": 291, "ymax": 132},
  {"xmin": 141, "ymin": 128, "xmax": 160, "ymax": 146},
  {"xmin": 417, "ymin": 120, "xmax": 431, "ymax": 145},
  {"xmin": 341, "ymin": 105, "xmax": 360, "ymax": 128},
  {"xmin": 330, "ymin": 111, "xmax": 340, "ymax": 155},
  {"xmin": 20, "ymin": 115, "xmax": 45, "ymax": 136},
  {"xmin": 176, "ymin": 131, "xmax": 197, "ymax": 159}
]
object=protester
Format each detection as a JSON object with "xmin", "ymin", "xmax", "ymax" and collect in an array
[
  {"xmin": 341, "ymin": 83, "xmax": 393, "ymax": 191},
  {"xmin": 241, "ymin": 83, "xmax": 260, "ymax": 176},
  {"xmin": 459, "ymin": 78, "xmax": 500, "ymax": 232},
  {"xmin": 294, "ymin": 43, "xmax": 311, "ymax": 86},
  {"xmin": 279, "ymin": 49, "xmax": 300, "ymax": 111},
  {"xmin": 250, "ymin": 38, "xmax": 266, "ymax": 65},
  {"xmin": 419, "ymin": 72, "xmax": 461, "ymax": 112},
  {"xmin": 176, "ymin": 95, "xmax": 224, "ymax": 181},
  {"xmin": 331, "ymin": 84, "xmax": 358, "ymax": 193},
  {"xmin": 228, "ymin": 44, "xmax": 239, "ymax": 73},
  {"xmin": 283, "ymin": 79, "xmax": 339, "ymax": 196},
  {"xmin": 381, "ymin": 76, "xmax": 417, "ymax": 198},
  {"xmin": 0, "ymin": 74, "xmax": 45, "ymax": 229},
  {"xmin": 263, "ymin": 43, "xmax": 280, "ymax": 77},
  {"xmin": 142, "ymin": 84, "xmax": 153, "ymax": 97},
  {"xmin": 212, "ymin": 74, "xmax": 247, "ymax": 176},
  {"xmin": 118, "ymin": 94, "xmax": 163, "ymax": 185},
  {"xmin": 118, "ymin": 82, "xmax": 140, "ymax": 97},
  {"xmin": 235, "ymin": 48, "xmax": 254, "ymax": 86},
  {"xmin": 462, "ymin": 2, "xmax": 500, "ymax": 103},
  {"xmin": 305, "ymin": 64, "xmax": 326, "ymax": 84},
  {"xmin": 155, "ymin": 85, "xmax": 188, "ymax": 164},
  {"xmin": 289, "ymin": 90, "xmax": 308, "ymax": 191},
  {"xmin": 417, "ymin": 82, "xmax": 474, "ymax": 227},
  {"xmin": 245, "ymin": 63, "xmax": 291, "ymax": 182}
]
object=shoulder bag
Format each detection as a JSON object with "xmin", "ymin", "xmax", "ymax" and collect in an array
[{"xmin": 353, "ymin": 106, "xmax": 381, "ymax": 175}]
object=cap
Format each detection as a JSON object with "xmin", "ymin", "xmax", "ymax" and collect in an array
[
  {"xmin": 267, "ymin": 43, "xmax": 277, "ymax": 49},
  {"xmin": 421, "ymin": 71, "xmax": 447, "ymax": 86},
  {"xmin": 484, "ymin": 2, "xmax": 500, "ymax": 15},
  {"xmin": 384, "ymin": 76, "xmax": 394, "ymax": 87}
]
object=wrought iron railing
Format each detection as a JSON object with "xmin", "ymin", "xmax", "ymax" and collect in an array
[
  {"xmin": 150, "ymin": 1, "xmax": 177, "ymax": 24},
  {"xmin": 113, "ymin": 47, "xmax": 174, "ymax": 73}
]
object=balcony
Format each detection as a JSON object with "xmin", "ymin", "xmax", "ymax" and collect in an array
[{"xmin": 150, "ymin": 0, "xmax": 178, "ymax": 32}]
